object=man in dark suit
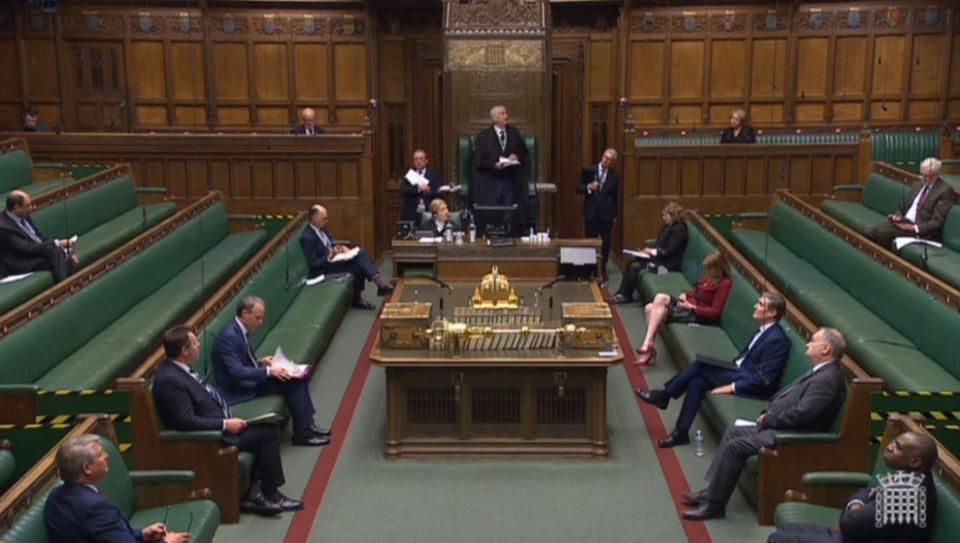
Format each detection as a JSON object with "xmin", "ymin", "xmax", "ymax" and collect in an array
[
  {"xmin": 0, "ymin": 190, "xmax": 76, "ymax": 281},
  {"xmin": 473, "ymin": 105, "xmax": 530, "ymax": 228},
  {"xmin": 866, "ymin": 157, "xmax": 956, "ymax": 249},
  {"xmin": 577, "ymin": 148, "xmax": 619, "ymax": 280},
  {"xmin": 637, "ymin": 292, "xmax": 791, "ymax": 448},
  {"xmin": 767, "ymin": 430, "xmax": 938, "ymax": 542},
  {"xmin": 290, "ymin": 107, "xmax": 325, "ymax": 135},
  {"xmin": 12, "ymin": 105, "xmax": 52, "ymax": 133},
  {"xmin": 153, "ymin": 325, "xmax": 301, "ymax": 516},
  {"xmin": 43, "ymin": 433, "xmax": 189, "ymax": 543},
  {"xmin": 300, "ymin": 204, "xmax": 394, "ymax": 310},
  {"xmin": 682, "ymin": 327, "xmax": 848, "ymax": 520},
  {"xmin": 214, "ymin": 295, "xmax": 329, "ymax": 447},
  {"xmin": 400, "ymin": 149, "xmax": 443, "ymax": 223}
]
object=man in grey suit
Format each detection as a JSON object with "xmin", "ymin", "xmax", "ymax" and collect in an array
[
  {"xmin": 866, "ymin": 157, "xmax": 956, "ymax": 249},
  {"xmin": 682, "ymin": 327, "xmax": 848, "ymax": 520}
]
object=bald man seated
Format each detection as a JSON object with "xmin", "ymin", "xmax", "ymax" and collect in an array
[
  {"xmin": 0, "ymin": 190, "xmax": 76, "ymax": 282},
  {"xmin": 300, "ymin": 204, "xmax": 393, "ymax": 309},
  {"xmin": 291, "ymin": 107, "xmax": 325, "ymax": 136}
]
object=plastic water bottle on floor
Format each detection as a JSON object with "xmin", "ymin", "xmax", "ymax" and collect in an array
[{"xmin": 695, "ymin": 429, "xmax": 705, "ymax": 457}]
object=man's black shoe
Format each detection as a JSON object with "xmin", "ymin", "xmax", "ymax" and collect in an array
[
  {"xmin": 377, "ymin": 284, "xmax": 395, "ymax": 296},
  {"xmin": 658, "ymin": 430, "xmax": 690, "ymax": 448},
  {"xmin": 265, "ymin": 491, "xmax": 304, "ymax": 512},
  {"xmin": 310, "ymin": 425, "xmax": 332, "ymax": 437},
  {"xmin": 292, "ymin": 432, "xmax": 330, "ymax": 446},
  {"xmin": 240, "ymin": 493, "xmax": 283, "ymax": 516},
  {"xmin": 682, "ymin": 502, "xmax": 725, "ymax": 521},
  {"xmin": 635, "ymin": 387, "xmax": 669, "ymax": 410},
  {"xmin": 352, "ymin": 299, "xmax": 376, "ymax": 310},
  {"xmin": 607, "ymin": 294, "xmax": 631, "ymax": 305},
  {"xmin": 681, "ymin": 490, "xmax": 706, "ymax": 506}
]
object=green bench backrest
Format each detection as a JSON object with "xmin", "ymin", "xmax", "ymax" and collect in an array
[
  {"xmin": 196, "ymin": 233, "xmax": 308, "ymax": 385},
  {"xmin": 418, "ymin": 210, "xmax": 463, "ymax": 229},
  {"xmin": 683, "ymin": 222, "xmax": 810, "ymax": 386},
  {"xmin": 0, "ymin": 202, "xmax": 231, "ymax": 385},
  {"xmin": 0, "ymin": 491, "xmax": 50, "ymax": 543},
  {"xmin": 862, "ymin": 172, "xmax": 912, "ymax": 214},
  {"xmin": 457, "ymin": 133, "xmax": 537, "ymax": 205},
  {"xmin": 0, "ymin": 449, "xmax": 14, "ymax": 488},
  {"xmin": 633, "ymin": 133, "xmax": 857, "ymax": 147},
  {"xmin": 32, "ymin": 174, "xmax": 138, "ymax": 238},
  {"xmin": 768, "ymin": 201, "xmax": 960, "ymax": 381},
  {"xmin": 870, "ymin": 132, "xmax": 939, "ymax": 174},
  {"xmin": 939, "ymin": 207, "xmax": 960, "ymax": 253},
  {"xmin": 0, "ymin": 149, "xmax": 33, "ymax": 193},
  {"xmin": 98, "ymin": 436, "xmax": 137, "ymax": 518}
]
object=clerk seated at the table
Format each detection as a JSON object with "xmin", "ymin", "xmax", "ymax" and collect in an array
[{"xmin": 422, "ymin": 199, "xmax": 461, "ymax": 238}]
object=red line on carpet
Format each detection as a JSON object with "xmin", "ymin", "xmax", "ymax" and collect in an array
[
  {"xmin": 283, "ymin": 303, "xmax": 384, "ymax": 543},
  {"xmin": 605, "ymin": 287, "xmax": 715, "ymax": 543}
]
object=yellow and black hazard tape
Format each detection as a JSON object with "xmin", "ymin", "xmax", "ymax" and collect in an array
[
  {"xmin": 259, "ymin": 214, "xmax": 297, "ymax": 220},
  {"xmin": 881, "ymin": 390, "xmax": 958, "ymax": 397},
  {"xmin": 871, "ymin": 425, "xmax": 960, "ymax": 445},
  {"xmin": 36, "ymin": 388, "xmax": 118, "ymax": 396},
  {"xmin": 0, "ymin": 414, "xmax": 131, "ymax": 430},
  {"xmin": 871, "ymin": 411, "xmax": 960, "ymax": 422}
]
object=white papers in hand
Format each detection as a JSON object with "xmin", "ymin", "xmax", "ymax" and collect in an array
[
  {"xmin": 0, "ymin": 272, "xmax": 33, "ymax": 284},
  {"xmin": 622, "ymin": 249, "xmax": 651, "ymax": 260},
  {"xmin": 330, "ymin": 247, "xmax": 360, "ymax": 262},
  {"xmin": 894, "ymin": 237, "xmax": 943, "ymax": 251},
  {"xmin": 498, "ymin": 156, "xmax": 521, "ymax": 167},
  {"xmin": 305, "ymin": 274, "xmax": 325, "ymax": 286},
  {"xmin": 404, "ymin": 169, "xmax": 429, "ymax": 186},
  {"xmin": 734, "ymin": 418, "xmax": 758, "ymax": 427},
  {"xmin": 272, "ymin": 346, "xmax": 309, "ymax": 378},
  {"xmin": 437, "ymin": 184, "xmax": 461, "ymax": 193}
]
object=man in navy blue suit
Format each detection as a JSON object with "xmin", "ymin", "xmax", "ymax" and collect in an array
[
  {"xmin": 637, "ymin": 292, "xmax": 791, "ymax": 448},
  {"xmin": 400, "ymin": 149, "xmax": 443, "ymax": 223},
  {"xmin": 299, "ymin": 203, "xmax": 394, "ymax": 310},
  {"xmin": 153, "ymin": 325, "xmax": 301, "ymax": 516},
  {"xmin": 213, "ymin": 295, "xmax": 329, "ymax": 447},
  {"xmin": 0, "ymin": 190, "xmax": 76, "ymax": 282},
  {"xmin": 44, "ymin": 433, "xmax": 189, "ymax": 543}
]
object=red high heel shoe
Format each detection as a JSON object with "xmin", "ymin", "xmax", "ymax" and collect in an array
[{"xmin": 633, "ymin": 344, "xmax": 658, "ymax": 366}]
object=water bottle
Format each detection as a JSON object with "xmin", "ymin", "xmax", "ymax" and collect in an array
[
  {"xmin": 695, "ymin": 429, "xmax": 705, "ymax": 457},
  {"xmin": 468, "ymin": 221, "xmax": 477, "ymax": 243},
  {"xmin": 444, "ymin": 223, "xmax": 453, "ymax": 242}
]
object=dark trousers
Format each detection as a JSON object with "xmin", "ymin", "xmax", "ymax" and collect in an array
[
  {"xmin": 235, "ymin": 425, "xmax": 285, "ymax": 496},
  {"xmin": 614, "ymin": 259, "xmax": 649, "ymax": 299},
  {"xmin": 585, "ymin": 220, "xmax": 613, "ymax": 276},
  {"xmin": 865, "ymin": 221, "xmax": 905, "ymax": 250},
  {"xmin": 703, "ymin": 425, "xmax": 776, "ymax": 507},
  {"xmin": 258, "ymin": 378, "xmax": 316, "ymax": 434},
  {"xmin": 494, "ymin": 179, "xmax": 514, "ymax": 205},
  {"xmin": 664, "ymin": 360, "xmax": 740, "ymax": 433},
  {"xmin": 325, "ymin": 248, "xmax": 380, "ymax": 300},
  {"xmin": 12, "ymin": 244, "xmax": 73, "ymax": 282},
  {"xmin": 767, "ymin": 523, "xmax": 843, "ymax": 543}
]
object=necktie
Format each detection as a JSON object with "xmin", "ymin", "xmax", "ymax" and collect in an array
[
  {"xmin": 320, "ymin": 229, "xmax": 332, "ymax": 249},
  {"xmin": 916, "ymin": 185, "xmax": 930, "ymax": 210},
  {"xmin": 735, "ymin": 328, "xmax": 764, "ymax": 368},
  {"xmin": 19, "ymin": 218, "xmax": 41, "ymax": 243},
  {"xmin": 307, "ymin": 128, "xmax": 312, "ymax": 136},
  {"xmin": 243, "ymin": 332, "xmax": 259, "ymax": 367},
  {"xmin": 498, "ymin": 129, "xmax": 506, "ymax": 151},
  {"xmin": 599, "ymin": 167, "xmax": 606, "ymax": 189},
  {"xmin": 189, "ymin": 368, "xmax": 233, "ymax": 418}
]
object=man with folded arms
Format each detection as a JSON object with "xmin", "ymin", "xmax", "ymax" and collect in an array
[
  {"xmin": 682, "ymin": 327, "xmax": 848, "ymax": 521},
  {"xmin": 637, "ymin": 292, "xmax": 791, "ymax": 448},
  {"xmin": 214, "ymin": 296, "xmax": 329, "ymax": 447},
  {"xmin": 866, "ymin": 157, "xmax": 955, "ymax": 249},
  {"xmin": 153, "ymin": 325, "xmax": 301, "ymax": 516}
]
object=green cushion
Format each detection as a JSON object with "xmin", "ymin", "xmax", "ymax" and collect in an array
[
  {"xmin": 0, "ymin": 273, "xmax": 54, "ymax": 315},
  {"xmin": 820, "ymin": 200, "xmax": 885, "ymax": 235},
  {"xmin": 861, "ymin": 173, "xmax": 912, "ymax": 214},
  {"xmin": 774, "ymin": 501, "xmax": 841, "ymax": 527},
  {"xmin": 230, "ymin": 395, "xmax": 287, "ymax": 422},
  {"xmin": 72, "ymin": 202, "xmax": 178, "ymax": 265},
  {"xmin": 941, "ymin": 173, "xmax": 960, "ymax": 191},
  {"xmin": 418, "ymin": 210, "xmax": 463, "ymax": 229},
  {"xmin": 0, "ymin": 449, "xmax": 14, "ymax": 488},
  {"xmin": 129, "ymin": 500, "xmax": 220, "ymax": 543},
  {"xmin": 0, "ymin": 149, "xmax": 34, "ymax": 193},
  {"xmin": 0, "ymin": 490, "xmax": 49, "ymax": 543},
  {"xmin": 870, "ymin": 132, "xmax": 939, "ymax": 174}
]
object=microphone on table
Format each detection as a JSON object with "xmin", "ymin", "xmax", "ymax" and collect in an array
[{"xmin": 537, "ymin": 275, "xmax": 564, "ymax": 294}]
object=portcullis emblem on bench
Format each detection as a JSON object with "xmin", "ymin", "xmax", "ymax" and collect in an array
[{"xmin": 876, "ymin": 471, "xmax": 928, "ymax": 528}]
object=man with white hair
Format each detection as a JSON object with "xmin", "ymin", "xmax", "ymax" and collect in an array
[
  {"xmin": 866, "ymin": 157, "xmax": 956, "ymax": 249},
  {"xmin": 291, "ymin": 107, "xmax": 324, "ymax": 135},
  {"xmin": 472, "ymin": 105, "xmax": 530, "ymax": 228}
]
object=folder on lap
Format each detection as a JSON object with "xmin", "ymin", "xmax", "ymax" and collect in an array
[{"xmin": 695, "ymin": 354, "xmax": 739, "ymax": 371}]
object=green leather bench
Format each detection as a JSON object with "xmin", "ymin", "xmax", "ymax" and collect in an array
[
  {"xmin": 774, "ymin": 417, "xmax": 960, "ymax": 543},
  {"xmin": 457, "ymin": 133, "xmax": 537, "ymax": 210},
  {"xmin": 0, "ymin": 447, "xmax": 13, "ymax": 490},
  {"xmin": 0, "ymin": 173, "xmax": 178, "ymax": 314},
  {"xmin": 634, "ymin": 132, "xmax": 858, "ymax": 146},
  {"xmin": 0, "ymin": 201, "xmax": 266, "ymax": 396},
  {"xmin": 870, "ymin": 131, "xmax": 940, "ymax": 174},
  {"xmin": 0, "ymin": 436, "xmax": 219, "ymax": 543},
  {"xmin": 0, "ymin": 142, "xmax": 74, "ymax": 199},
  {"xmin": 730, "ymin": 201, "xmax": 960, "ymax": 392}
]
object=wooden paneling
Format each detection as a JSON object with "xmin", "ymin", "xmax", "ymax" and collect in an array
[
  {"xmin": 670, "ymin": 41, "xmax": 704, "ymax": 99},
  {"xmin": 833, "ymin": 37, "xmax": 867, "ymax": 98},
  {"xmin": 294, "ymin": 44, "xmax": 330, "ymax": 101},
  {"xmin": 130, "ymin": 42, "xmax": 166, "ymax": 100},
  {"xmin": 710, "ymin": 40, "xmax": 747, "ymax": 98},
  {"xmin": 254, "ymin": 44, "xmax": 288, "ymax": 100},
  {"xmin": 213, "ymin": 43, "xmax": 249, "ymax": 100},
  {"xmin": 629, "ymin": 42, "xmax": 664, "ymax": 99},
  {"xmin": 751, "ymin": 39, "xmax": 786, "ymax": 99},
  {"xmin": 796, "ymin": 38, "xmax": 829, "ymax": 98},
  {"xmin": 334, "ymin": 44, "xmax": 368, "ymax": 101},
  {"xmin": 171, "ymin": 43, "xmax": 205, "ymax": 100}
]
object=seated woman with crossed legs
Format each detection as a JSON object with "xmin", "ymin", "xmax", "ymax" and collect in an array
[{"xmin": 634, "ymin": 251, "xmax": 733, "ymax": 366}]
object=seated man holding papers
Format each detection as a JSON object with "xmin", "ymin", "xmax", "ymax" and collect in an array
[
  {"xmin": 213, "ymin": 296, "xmax": 330, "ymax": 447},
  {"xmin": 865, "ymin": 157, "xmax": 956, "ymax": 250},
  {"xmin": 400, "ymin": 149, "xmax": 443, "ymax": 223}
]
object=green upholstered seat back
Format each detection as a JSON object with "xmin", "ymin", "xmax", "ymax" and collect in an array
[
  {"xmin": 0, "ymin": 449, "xmax": 15, "ymax": 489},
  {"xmin": 633, "ymin": 132, "xmax": 857, "ymax": 147},
  {"xmin": 97, "ymin": 436, "xmax": 136, "ymax": 518},
  {"xmin": 870, "ymin": 132, "xmax": 940, "ymax": 174},
  {"xmin": 0, "ymin": 203, "xmax": 230, "ymax": 385},
  {"xmin": 457, "ymin": 133, "xmax": 537, "ymax": 208},
  {"xmin": 418, "ymin": 210, "xmax": 463, "ymax": 229},
  {"xmin": 32, "ymin": 175, "xmax": 138, "ymax": 238},
  {"xmin": 0, "ymin": 490, "xmax": 51, "ymax": 543},
  {"xmin": 197, "ymin": 232, "xmax": 308, "ymax": 385},
  {"xmin": 0, "ymin": 149, "xmax": 33, "ymax": 193},
  {"xmin": 939, "ymin": 207, "xmax": 960, "ymax": 253},
  {"xmin": 931, "ymin": 473, "xmax": 960, "ymax": 543},
  {"xmin": 862, "ymin": 173, "xmax": 912, "ymax": 214},
  {"xmin": 768, "ymin": 201, "xmax": 960, "ymax": 381}
]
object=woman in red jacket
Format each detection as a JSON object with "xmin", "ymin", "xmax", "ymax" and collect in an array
[{"xmin": 634, "ymin": 251, "xmax": 732, "ymax": 366}]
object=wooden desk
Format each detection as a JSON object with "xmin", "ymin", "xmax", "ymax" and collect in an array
[
  {"xmin": 391, "ymin": 238, "xmax": 602, "ymax": 281},
  {"xmin": 369, "ymin": 279, "xmax": 623, "ymax": 459}
]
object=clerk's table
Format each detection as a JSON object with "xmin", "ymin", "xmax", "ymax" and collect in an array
[{"xmin": 369, "ymin": 275, "xmax": 623, "ymax": 458}]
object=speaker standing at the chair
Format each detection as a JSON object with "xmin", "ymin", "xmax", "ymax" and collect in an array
[
  {"xmin": 473, "ymin": 105, "xmax": 530, "ymax": 228},
  {"xmin": 577, "ymin": 149, "xmax": 619, "ymax": 280}
]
